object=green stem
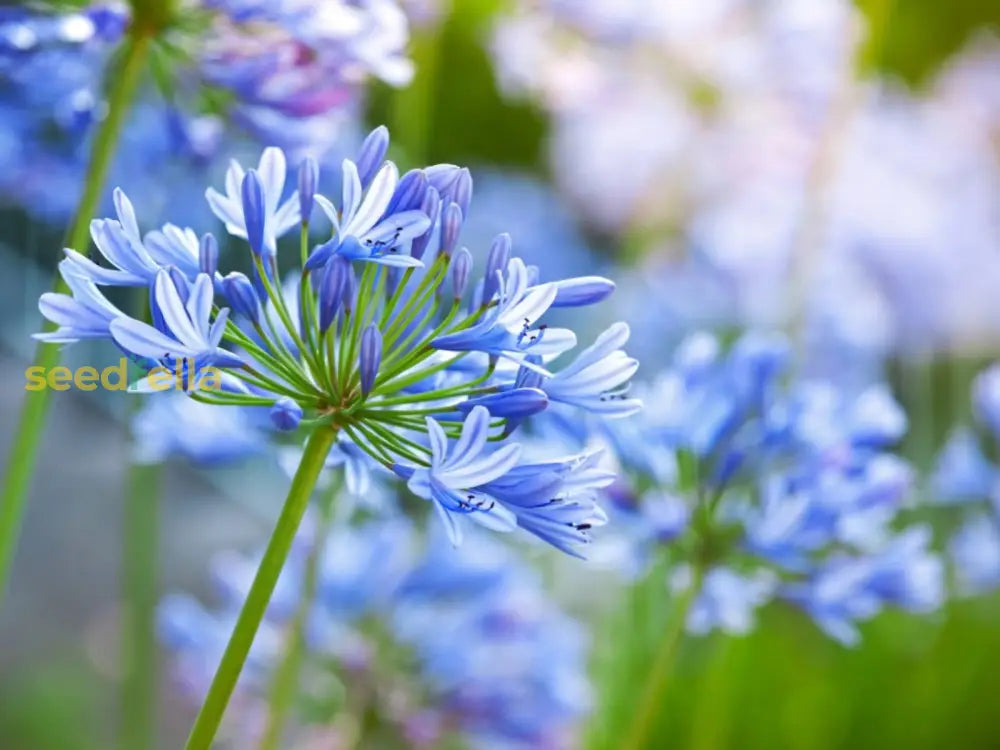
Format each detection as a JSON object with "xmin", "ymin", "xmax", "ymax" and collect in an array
[
  {"xmin": 122, "ymin": 461, "xmax": 161, "ymax": 750},
  {"xmin": 257, "ymin": 479, "xmax": 339, "ymax": 750},
  {"xmin": 184, "ymin": 426, "xmax": 338, "ymax": 750},
  {"xmin": 0, "ymin": 30, "xmax": 151, "ymax": 604},
  {"xmin": 619, "ymin": 566, "xmax": 704, "ymax": 750}
]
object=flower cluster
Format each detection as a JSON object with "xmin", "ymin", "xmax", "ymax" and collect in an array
[
  {"xmin": 0, "ymin": 0, "xmax": 413, "ymax": 222},
  {"xmin": 931, "ymin": 364, "xmax": 1000, "ymax": 594},
  {"xmin": 197, "ymin": 0, "xmax": 413, "ymax": 154},
  {"xmin": 597, "ymin": 331, "xmax": 943, "ymax": 644},
  {"xmin": 491, "ymin": 0, "xmax": 1000, "ymax": 362},
  {"xmin": 161, "ymin": 519, "xmax": 591, "ymax": 749},
  {"xmin": 131, "ymin": 393, "xmax": 269, "ymax": 465},
  {"xmin": 37, "ymin": 126, "xmax": 634, "ymax": 555},
  {"xmin": 0, "ymin": 3, "xmax": 129, "ymax": 218}
]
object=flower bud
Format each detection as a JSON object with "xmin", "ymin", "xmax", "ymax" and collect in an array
[
  {"xmin": 359, "ymin": 323, "xmax": 383, "ymax": 397},
  {"xmin": 241, "ymin": 169, "xmax": 266, "ymax": 257},
  {"xmin": 411, "ymin": 186, "xmax": 440, "ymax": 261},
  {"xmin": 482, "ymin": 233, "xmax": 511, "ymax": 303},
  {"xmin": 450, "ymin": 247, "xmax": 472, "ymax": 300},
  {"xmin": 298, "ymin": 156, "xmax": 319, "ymax": 222},
  {"xmin": 440, "ymin": 202, "xmax": 463, "ymax": 257},
  {"xmin": 222, "ymin": 272, "xmax": 261, "ymax": 324},
  {"xmin": 453, "ymin": 167, "xmax": 473, "ymax": 216},
  {"xmin": 199, "ymin": 233, "xmax": 219, "ymax": 276},
  {"xmin": 385, "ymin": 169, "xmax": 428, "ymax": 215},
  {"xmin": 355, "ymin": 126, "xmax": 390, "ymax": 189},
  {"xmin": 270, "ymin": 397, "xmax": 303, "ymax": 432},
  {"xmin": 319, "ymin": 257, "xmax": 350, "ymax": 334},
  {"xmin": 551, "ymin": 276, "xmax": 616, "ymax": 308},
  {"xmin": 459, "ymin": 387, "xmax": 549, "ymax": 420},
  {"xmin": 167, "ymin": 267, "xmax": 190, "ymax": 305}
]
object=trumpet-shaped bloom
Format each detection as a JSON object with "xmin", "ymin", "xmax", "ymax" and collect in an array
[
  {"xmin": 432, "ymin": 257, "xmax": 576, "ymax": 364},
  {"xmin": 402, "ymin": 407, "xmax": 522, "ymax": 545},
  {"xmin": 109, "ymin": 271, "xmax": 243, "ymax": 374},
  {"xmin": 308, "ymin": 159, "xmax": 430, "ymax": 268},
  {"xmin": 35, "ymin": 262, "xmax": 126, "ymax": 343},
  {"xmin": 478, "ymin": 450, "xmax": 614, "ymax": 557},
  {"xmin": 206, "ymin": 147, "xmax": 300, "ymax": 255},
  {"xmin": 518, "ymin": 322, "xmax": 641, "ymax": 418}
]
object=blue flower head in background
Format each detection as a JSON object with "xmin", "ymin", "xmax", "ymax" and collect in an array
[
  {"xmin": 35, "ymin": 127, "xmax": 635, "ymax": 556},
  {"xmin": 0, "ymin": 1, "xmax": 413, "ymax": 224},
  {"xmin": 160, "ymin": 518, "xmax": 592, "ymax": 748},
  {"xmin": 593, "ymin": 331, "xmax": 943, "ymax": 645},
  {"xmin": 931, "ymin": 364, "xmax": 1000, "ymax": 594}
]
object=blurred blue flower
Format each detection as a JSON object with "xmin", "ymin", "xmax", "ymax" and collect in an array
[
  {"xmin": 0, "ymin": 0, "xmax": 414, "ymax": 224},
  {"xmin": 132, "ymin": 394, "xmax": 268, "ymax": 465},
  {"xmin": 595, "ymin": 330, "xmax": 942, "ymax": 643},
  {"xmin": 930, "ymin": 363, "xmax": 1000, "ymax": 596},
  {"xmin": 160, "ymin": 519, "xmax": 591, "ymax": 748}
]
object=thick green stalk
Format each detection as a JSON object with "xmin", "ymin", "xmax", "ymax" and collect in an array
[
  {"xmin": 619, "ymin": 566, "xmax": 704, "ymax": 750},
  {"xmin": 0, "ymin": 31, "xmax": 151, "ymax": 604},
  {"xmin": 122, "ymin": 461, "xmax": 161, "ymax": 750},
  {"xmin": 258, "ymin": 479, "xmax": 339, "ymax": 750},
  {"xmin": 184, "ymin": 426, "xmax": 338, "ymax": 750}
]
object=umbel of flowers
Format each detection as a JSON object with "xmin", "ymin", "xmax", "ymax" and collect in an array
[
  {"xmin": 161, "ymin": 518, "xmax": 592, "ymax": 749},
  {"xmin": 599, "ymin": 332, "xmax": 943, "ymax": 645},
  {"xmin": 0, "ymin": 0, "xmax": 413, "ymax": 221},
  {"xmin": 35, "ymin": 125, "xmax": 636, "ymax": 746}
]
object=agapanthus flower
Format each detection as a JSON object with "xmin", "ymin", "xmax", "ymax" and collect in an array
[
  {"xmin": 491, "ymin": 1, "xmax": 1000, "ymax": 363},
  {"xmin": 132, "ymin": 394, "xmax": 268, "ymax": 465},
  {"xmin": 205, "ymin": 148, "xmax": 301, "ymax": 255},
  {"xmin": 595, "ymin": 331, "xmax": 942, "ymax": 644},
  {"xmin": 1, "ymin": 0, "xmax": 414, "ymax": 223},
  {"xmin": 931, "ymin": 363, "xmax": 1000, "ymax": 594},
  {"xmin": 160, "ymin": 519, "xmax": 591, "ymax": 749},
  {"xmin": 35, "ymin": 126, "xmax": 635, "ymax": 556}
]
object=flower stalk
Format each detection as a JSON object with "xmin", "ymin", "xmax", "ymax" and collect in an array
[
  {"xmin": 619, "ymin": 564, "xmax": 704, "ymax": 750},
  {"xmin": 0, "ymin": 29, "xmax": 152, "ymax": 603},
  {"xmin": 184, "ymin": 425, "xmax": 338, "ymax": 750},
  {"xmin": 258, "ymin": 477, "xmax": 340, "ymax": 750},
  {"xmin": 122, "ymin": 460, "xmax": 161, "ymax": 750}
]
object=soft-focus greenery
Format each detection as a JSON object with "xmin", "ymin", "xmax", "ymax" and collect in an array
[{"xmin": 856, "ymin": 0, "xmax": 1000, "ymax": 84}]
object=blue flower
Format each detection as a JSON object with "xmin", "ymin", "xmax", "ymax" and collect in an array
[
  {"xmin": 109, "ymin": 271, "xmax": 244, "ymax": 380},
  {"xmin": 950, "ymin": 515, "xmax": 1000, "ymax": 594},
  {"xmin": 519, "ymin": 322, "xmax": 641, "ymax": 418},
  {"xmin": 132, "ymin": 394, "xmax": 267, "ymax": 466},
  {"xmin": 782, "ymin": 528, "xmax": 943, "ymax": 646},
  {"xmin": 35, "ymin": 262, "xmax": 125, "ymax": 343},
  {"xmin": 206, "ymin": 148, "xmax": 300, "ymax": 256},
  {"xmin": 61, "ymin": 189, "xmax": 163, "ymax": 286},
  {"xmin": 432, "ymin": 257, "xmax": 576, "ymax": 365},
  {"xmin": 687, "ymin": 568, "xmax": 777, "ymax": 636},
  {"xmin": 34, "ymin": 129, "xmax": 634, "ymax": 555},
  {"xmin": 161, "ymin": 517, "xmax": 592, "ymax": 748},
  {"xmin": 593, "ymin": 330, "xmax": 941, "ymax": 643},
  {"xmin": 401, "ymin": 406, "xmax": 522, "ymax": 545},
  {"xmin": 308, "ymin": 157, "xmax": 431, "ymax": 269},
  {"xmin": 932, "ymin": 428, "xmax": 996, "ymax": 502},
  {"xmin": 973, "ymin": 364, "xmax": 1000, "ymax": 438},
  {"xmin": 477, "ymin": 450, "xmax": 613, "ymax": 557}
]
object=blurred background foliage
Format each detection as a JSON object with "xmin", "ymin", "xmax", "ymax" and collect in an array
[
  {"xmin": 857, "ymin": 0, "xmax": 1000, "ymax": 84},
  {"xmin": 2, "ymin": 0, "xmax": 1000, "ymax": 748}
]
